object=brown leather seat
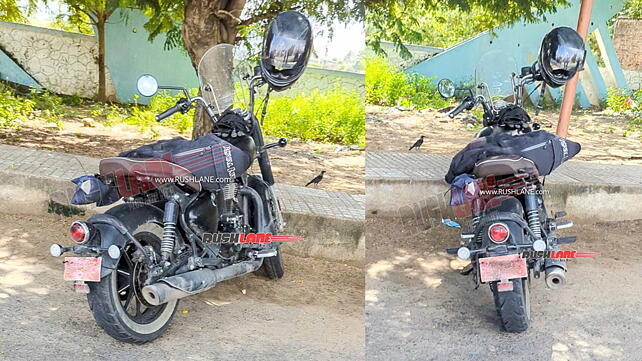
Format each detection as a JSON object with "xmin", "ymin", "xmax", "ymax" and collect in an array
[
  {"xmin": 99, "ymin": 157, "xmax": 202, "ymax": 193},
  {"xmin": 473, "ymin": 155, "xmax": 538, "ymax": 178}
]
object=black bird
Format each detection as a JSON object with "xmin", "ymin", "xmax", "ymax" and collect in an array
[
  {"xmin": 409, "ymin": 135, "xmax": 425, "ymax": 151},
  {"xmin": 306, "ymin": 171, "xmax": 326, "ymax": 187}
]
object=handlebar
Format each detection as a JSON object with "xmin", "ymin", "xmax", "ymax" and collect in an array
[
  {"xmin": 448, "ymin": 97, "xmax": 475, "ymax": 118},
  {"xmin": 156, "ymin": 98, "xmax": 191, "ymax": 122}
]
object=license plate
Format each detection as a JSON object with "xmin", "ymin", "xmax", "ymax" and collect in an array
[
  {"xmin": 479, "ymin": 254, "xmax": 527, "ymax": 283},
  {"xmin": 63, "ymin": 257, "xmax": 102, "ymax": 282}
]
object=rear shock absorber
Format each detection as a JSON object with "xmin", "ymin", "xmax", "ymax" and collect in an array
[
  {"xmin": 161, "ymin": 200, "xmax": 179, "ymax": 262},
  {"xmin": 524, "ymin": 192, "xmax": 542, "ymax": 239},
  {"xmin": 471, "ymin": 215, "xmax": 482, "ymax": 243}
]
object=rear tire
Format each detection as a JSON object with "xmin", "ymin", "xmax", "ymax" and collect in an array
[
  {"xmin": 87, "ymin": 223, "xmax": 178, "ymax": 343},
  {"xmin": 491, "ymin": 277, "xmax": 530, "ymax": 333}
]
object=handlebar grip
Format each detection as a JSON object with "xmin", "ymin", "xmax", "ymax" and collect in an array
[
  {"xmin": 156, "ymin": 104, "xmax": 182, "ymax": 122},
  {"xmin": 448, "ymin": 99, "xmax": 471, "ymax": 118}
]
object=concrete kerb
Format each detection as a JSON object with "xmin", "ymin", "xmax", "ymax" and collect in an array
[
  {"xmin": 0, "ymin": 168, "xmax": 365, "ymax": 264},
  {"xmin": 366, "ymin": 177, "xmax": 642, "ymax": 222}
]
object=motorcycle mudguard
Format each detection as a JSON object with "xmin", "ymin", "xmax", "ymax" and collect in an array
[
  {"xmin": 247, "ymin": 174, "xmax": 280, "ymax": 234},
  {"xmin": 88, "ymin": 202, "xmax": 165, "ymax": 278}
]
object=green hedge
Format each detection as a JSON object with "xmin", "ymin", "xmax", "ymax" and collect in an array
[
  {"xmin": 262, "ymin": 87, "xmax": 365, "ymax": 146},
  {"xmin": 365, "ymin": 56, "xmax": 449, "ymax": 109}
]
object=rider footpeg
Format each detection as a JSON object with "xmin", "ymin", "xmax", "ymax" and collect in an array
[
  {"xmin": 553, "ymin": 220, "xmax": 573, "ymax": 230},
  {"xmin": 557, "ymin": 236, "xmax": 576, "ymax": 244},
  {"xmin": 554, "ymin": 211, "xmax": 567, "ymax": 219},
  {"xmin": 252, "ymin": 249, "xmax": 278, "ymax": 258},
  {"xmin": 262, "ymin": 138, "xmax": 287, "ymax": 151}
]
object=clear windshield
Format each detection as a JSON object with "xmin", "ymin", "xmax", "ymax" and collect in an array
[
  {"xmin": 474, "ymin": 51, "xmax": 518, "ymax": 109},
  {"xmin": 197, "ymin": 44, "xmax": 235, "ymax": 115},
  {"xmin": 197, "ymin": 44, "xmax": 257, "ymax": 114}
]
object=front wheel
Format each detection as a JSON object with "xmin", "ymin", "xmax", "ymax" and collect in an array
[
  {"xmin": 490, "ymin": 277, "xmax": 530, "ymax": 333},
  {"xmin": 87, "ymin": 223, "xmax": 178, "ymax": 343},
  {"xmin": 260, "ymin": 247, "xmax": 284, "ymax": 279}
]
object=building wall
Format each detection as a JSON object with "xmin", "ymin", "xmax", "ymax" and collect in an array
[
  {"xmin": 0, "ymin": 11, "xmax": 362, "ymax": 103},
  {"xmin": 406, "ymin": 0, "xmax": 628, "ymax": 108},
  {"xmin": 275, "ymin": 67, "xmax": 364, "ymax": 98},
  {"xmin": 0, "ymin": 21, "xmax": 116, "ymax": 98},
  {"xmin": 613, "ymin": 18, "xmax": 642, "ymax": 71}
]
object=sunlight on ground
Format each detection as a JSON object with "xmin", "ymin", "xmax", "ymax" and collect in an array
[
  {"xmin": 550, "ymin": 329, "xmax": 624, "ymax": 361},
  {"xmin": 0, "ymin": 233, "xmax": 51, "ymax": 304}
]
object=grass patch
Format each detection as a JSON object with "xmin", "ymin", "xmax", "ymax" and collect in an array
[
  {"xmin": 605, "ymin": 87, "xmax": 642, "ymax": 131},
  {"xmin": 263, "ymin": 87, "xmax": 365, "ymax": 146},
  {"xmin": 365, "ymin": 56, "xmax": 449, "ymax": 110},
  {"xmin": 1, "ymin": 81, "xmax": 364, "ymax": 146}
]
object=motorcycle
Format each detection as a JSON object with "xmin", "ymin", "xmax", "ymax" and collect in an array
[
  {"xmin": 49, "ymin": 11, "xmax": 312, "ymax": 343},
  {"xmin": 437, "ymin": 27, "xmax": 586, "ymax": 332}
]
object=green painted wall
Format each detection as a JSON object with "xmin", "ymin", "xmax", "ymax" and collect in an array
[
  {"xmin": 105, "ymin": 10, "xmax": 363, "ymax": 104},
  {"xmin": 104, "ymin": 9, "xmax": 198, "ymax": 104}
]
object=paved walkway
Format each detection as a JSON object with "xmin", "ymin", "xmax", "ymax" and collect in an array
[
  {"xmin": 0, "ymin": 144, "xmax": 364, "ymax": 221},
  {"xmin": 366, "ymin": 151, "xmax": 642, "ymax": 186}
]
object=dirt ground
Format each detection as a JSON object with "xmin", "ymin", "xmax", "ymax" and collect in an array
[
  {"xmin": 367, "ymin": 105, "xmax": 642, "ymax": 165},
  {"xmin": 0, "ymin": 212, "xmax": 364, "ymax": 361},
  {"xmin": 365, "ymin": 215, "xmax": 642, "ymax": 361},
  {"xmin": 0, "ymin": 117, "xmax": 364, "ymax": 194}
]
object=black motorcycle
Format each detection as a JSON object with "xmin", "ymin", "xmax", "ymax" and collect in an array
[
  {"xmin": 49, "ymin": 11, "xmax": 312, "ymax": 343},
  {"xmin": 438, "ymin": 27, "xmax": 585, "ymax": 332}
]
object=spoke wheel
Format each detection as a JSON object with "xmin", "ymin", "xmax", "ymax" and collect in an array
[
  {"xmin": 115, "ymin": 240, "xmax": 166, "ymax": 323},
  {"xmin": 87, "ymin": 223, "xmax": 178, "ymax": 344}
]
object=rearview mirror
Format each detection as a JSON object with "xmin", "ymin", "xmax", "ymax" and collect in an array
[
  {"xmin": 437, "ymin": 79, "xmax": 455, "ymax": 98},
  {"xmin": 137, "ymin": 74, "xmax": 158, "ymax": 97}
]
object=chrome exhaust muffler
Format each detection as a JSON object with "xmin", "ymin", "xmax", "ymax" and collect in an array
[
  {"xmin": 544, "ymin": 266, "xmax": 567, "ymax": 289},
  {"xmin": 142, "ymin": 260, "xmax": 262, "ymax": 305}
]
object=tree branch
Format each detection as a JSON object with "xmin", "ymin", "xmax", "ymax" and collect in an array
[
  {"xmin": 240, "ymin": 7, "xmax": 298, "ymax": 26},
  {"xmin": 216, "ymin": 10, "xmax": 241, "ymax": 26}
]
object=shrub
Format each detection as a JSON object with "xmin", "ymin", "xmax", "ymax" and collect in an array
[
  {"xmin": 117, "ymin": 92, "xmax": 196, "ymax": 135},
  {"xmin": 0, "ymin": 88, "xmax": 35, "ymax": 129},
  {"xmin": 605, "ymin": 87, "xmax": 642, "ymax": 129},
  {"xmin": 365, "ymin": 56, "xmax": 449, "ymax": 109},
  {"xmin": 606, "ymin": 88, "xmax": 633, "ymax": 112},
  {"xmin": 262, "ymin": 87, "xmax": 365, "ymax": 146}
]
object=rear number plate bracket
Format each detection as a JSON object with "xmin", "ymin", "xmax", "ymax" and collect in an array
[
  {"xmin": 479, "ymin": 254, "xmax": 527, "ymax": 283},
  {"xmin": 63, "ymin": 257, "xmax": 102, "ymax": 282}
]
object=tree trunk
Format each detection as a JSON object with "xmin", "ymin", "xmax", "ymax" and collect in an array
[
  {"xmin": 183, "ymin": 0, "xmax": 245, "ymax": 138},
  {"xmin": 96, "ymin": 18, "xmax": 107, "ymax": 103}
]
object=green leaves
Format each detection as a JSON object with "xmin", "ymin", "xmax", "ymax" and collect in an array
[
  {"xmin": 262, "ymin": 88, "xmax": 366, "ymax": 146},
  {"xmin": 365, "ymin": 56, "xmax": 449, "ymax": 110},
  {"xmin": 367, "ymin": 0, "xmax": 570, "ymax": 57}
]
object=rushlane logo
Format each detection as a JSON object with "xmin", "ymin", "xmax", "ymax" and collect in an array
[
  {"xmin": 521, "ymin": 250, "xmax": 599, "ymax": 259},
  {"xmin": 202, "ymin": 232, "xmax": 303, "ymax": 244}
]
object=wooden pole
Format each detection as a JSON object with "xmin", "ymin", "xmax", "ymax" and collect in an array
[{"xmin": 556, "ymin": 0, "xmax": 595, "ymax": 137}]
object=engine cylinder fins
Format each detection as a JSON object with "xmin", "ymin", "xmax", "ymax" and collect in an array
[{"xmin": 223, "ymin": 182, "xmax": 238, "ymax": 200}]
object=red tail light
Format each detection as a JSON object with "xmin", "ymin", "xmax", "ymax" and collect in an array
[
  {"xmin": 70, "ymin": 221, "xmax": 90, "ymax": 244},
  {"xmin": 488, "ymin": 223, "xmax": 510, "ymax": 243}
]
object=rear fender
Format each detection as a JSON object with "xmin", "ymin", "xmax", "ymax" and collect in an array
[
  {"xmin": 88, "ymin": 202, "xmax": 165, "ymax": 278},
  {"xmin": 477, "ymin": 211, "xmax": 530, "ymax": 250}
]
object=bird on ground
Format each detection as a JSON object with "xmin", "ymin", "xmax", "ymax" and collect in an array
[
  {"xmin": 409, "ymin": 136, "xmax": 425, "ymax": 151},
  {"xmin": 306, "ymin": 171, "xmax": 326, "ymax": 187}
]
